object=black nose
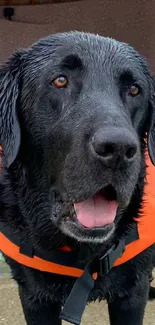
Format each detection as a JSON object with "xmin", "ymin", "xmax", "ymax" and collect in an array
[{"xmin": 91, "ymin": 128, "xmax": 138, "ymax": 167}]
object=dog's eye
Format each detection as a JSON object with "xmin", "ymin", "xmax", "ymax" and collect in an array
[
  {"xmin": 52, "ymin": 76, "xmax": 68, "ymax": 88},
  {"xmin": 128, "ymin": 85, "xmax": 140, "ymax": 97}
]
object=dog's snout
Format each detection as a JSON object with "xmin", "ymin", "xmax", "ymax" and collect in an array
[{"xmin": 91, "ymin": 128, "xmax": 138, "ymax": 167}]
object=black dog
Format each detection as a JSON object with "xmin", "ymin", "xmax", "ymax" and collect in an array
[{"xmin": 0, "ymin": 32, "xmax": 155, "ymax": 325}]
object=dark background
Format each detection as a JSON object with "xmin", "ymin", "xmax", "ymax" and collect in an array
[{"xmin": 0, "ymin": 0, "xmax": 155, "ymax": 73}]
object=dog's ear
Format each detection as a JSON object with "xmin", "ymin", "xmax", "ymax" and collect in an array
[
  {"xmin": 0, "ymin": 52, "xmax": 23, "ymax": 167},
  {"xmin": 148, "ymin": 76, "xmax": 155, "ymax": 166}
]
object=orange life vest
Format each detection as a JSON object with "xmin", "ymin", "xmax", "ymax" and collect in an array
[{"xmin": 115, "ymin": 153, "xmax": 155, "ymax": 266}]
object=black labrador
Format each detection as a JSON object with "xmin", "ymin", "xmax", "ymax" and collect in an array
[{"xmin": 0, "ymin": 32, "xmax": 155, "ymax": 325}]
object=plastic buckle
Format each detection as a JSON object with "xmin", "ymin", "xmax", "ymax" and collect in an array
[{"xmin": 98, "ymin": 239, "xmax": 125, "ymax": 276}]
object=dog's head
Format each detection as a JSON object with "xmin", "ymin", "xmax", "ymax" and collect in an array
[{"xmin": 0, "ymin": 32, "xmax": 155, "ymax": 244}]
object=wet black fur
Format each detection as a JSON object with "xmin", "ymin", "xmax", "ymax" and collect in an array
[{"xmin": 0, "ymin": 32, "xmax": 155, "ymax": 325}]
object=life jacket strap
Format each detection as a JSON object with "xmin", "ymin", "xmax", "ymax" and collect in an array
[
  {"xmin": 60, "ymin": 238, "xmax": 127, "ymax": 325},
  {"xmin": 0, "ymin": 221, "xmax": 139, "ymax": 325}
]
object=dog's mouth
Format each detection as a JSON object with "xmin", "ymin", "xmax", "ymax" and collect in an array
[
  {"xmin": 54, "ymin": 185, "xmax": 120, "ymax": 243},
  {"xmin": 73, "ymin": 185, "xmax": 118, "ymax": 229}
]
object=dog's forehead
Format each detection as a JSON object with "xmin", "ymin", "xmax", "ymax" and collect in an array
[
  {"xmin": 26, "ymin": 33, "xmax": 147, "ymax": 81},
  {"xmin": 30, "ymin": 33, "xmax": 137, "ymax": 66},
  {"xmin": 64, "ymin": 37, "xmax": 134, "ymax": 68}
]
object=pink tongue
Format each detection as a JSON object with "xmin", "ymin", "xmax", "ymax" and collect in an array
[{"xmin": 74, "ymin": 192, "xmax": 118, "ymax": 228}]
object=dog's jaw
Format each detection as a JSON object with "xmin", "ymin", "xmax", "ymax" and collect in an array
[
  {"xmin": 59, "ymin": 218, "xmax": 115, "ymax": 243},
  {"xmin": 50, "ymin": 188, "xmax": 117, "ymax": 244}
]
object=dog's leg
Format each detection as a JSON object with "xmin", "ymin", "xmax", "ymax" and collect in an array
[
  {"xmin": 108, "ymin": 277, "xmax": 149, "ymax": 325},
  {"xmin": 19, "ymin": 287, "xmax": 61, "ymax": 325}
]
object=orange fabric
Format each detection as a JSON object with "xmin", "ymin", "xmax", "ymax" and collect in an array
[
  {"xmin": 59, "ymin": 245, "xmax": 72, "ymax": 252},
  {"xmin": 114, "ymin": 154, "xmax": 155, "ymax": 266},
  {"xmin": 0, "ymin": 232, "xmax": 97, "ymax": 279}
]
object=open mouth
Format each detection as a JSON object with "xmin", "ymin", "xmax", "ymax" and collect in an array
[{"xmin": 73, "ymin": 185, "xmax": 118, "ymax": 229}]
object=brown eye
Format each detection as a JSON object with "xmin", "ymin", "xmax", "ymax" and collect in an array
[
  {"xmin": 128, "ymin": 85, "xmax": 140, "ymax": 97},
  {"xmin": 52, "ymin": 76, "xmax": 68, "ymax": 88}
]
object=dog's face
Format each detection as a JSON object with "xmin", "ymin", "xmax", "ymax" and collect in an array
[{"xmin": 0, "ymin": 32, "xmax": 155, "ymax": 244}]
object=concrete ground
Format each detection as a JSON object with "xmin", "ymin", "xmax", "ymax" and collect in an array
[{"xmin": 0, "ymin": 264, "xmax": 155, "ymax": 325}]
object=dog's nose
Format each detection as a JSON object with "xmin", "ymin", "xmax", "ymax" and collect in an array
[{"xmin": 91, "ymin": 128, "xmax": 138, "ymax": 167}]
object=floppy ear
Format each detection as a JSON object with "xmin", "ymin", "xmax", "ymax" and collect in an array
[
  {"xmin": 147, "ymin": 76, "xmax": 155, "ymax": 166},
  {"xmin": 0, "ymin": 53, "xmax": 22, "ymax": 167}
]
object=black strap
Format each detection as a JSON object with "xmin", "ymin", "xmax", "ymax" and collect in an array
[
  {"xmin": 60, "ymin": 239, "xmax": 126, "ymax": 325},
  {"xmin": 60, "ymin": 262, "xmax": 95, "ymax": 325},
  {"xmin": 97, "ymin": 239, "xmax": 125, "ymax": 276},
  {"xmin": 0, "ymin": 222, "xmax": 80, "ymax": 268},
  {"xmin": 97, "ymin": 224, "xmax": 139, "ymax": 276},
  {"xmin": 60, "ymin": 226, "xmax": 139, "ymax": 325}
]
